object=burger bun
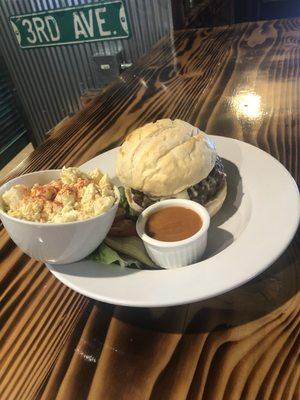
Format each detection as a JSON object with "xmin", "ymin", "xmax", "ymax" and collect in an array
[{"xmin": 116, "ymin": 119, "xmax": 217, "ymax": 197}]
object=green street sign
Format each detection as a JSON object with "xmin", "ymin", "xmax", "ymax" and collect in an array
[{"xmin": 10, "ymin": 1, "xmax": 130, "ymax": 49}]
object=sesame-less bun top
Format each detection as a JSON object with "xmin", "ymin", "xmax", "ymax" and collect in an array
[{"xmin": 116, "ymin": 119, "xmax": 217, "ymax": 197}]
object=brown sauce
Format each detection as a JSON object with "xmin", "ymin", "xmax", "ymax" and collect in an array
[{"xmin": 145, "ymin": 206, "xmax": 202, "ymax": 242}]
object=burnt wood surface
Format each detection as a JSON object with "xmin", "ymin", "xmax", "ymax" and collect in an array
[{"xmin": 0, "ymin": 19, "xmax": 299, "ymax": 400}]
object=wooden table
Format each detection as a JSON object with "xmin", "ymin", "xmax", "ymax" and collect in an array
[{"xmin": 1, "ymin": 19, "xmax": 299, "ymax": 400}]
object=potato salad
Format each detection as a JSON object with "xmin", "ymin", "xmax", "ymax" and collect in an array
[{"xmin": 0, "ymin": 167, "xmax": 117, "ymax": 223}]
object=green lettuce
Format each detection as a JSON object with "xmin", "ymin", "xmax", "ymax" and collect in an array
[
  {"xmin": 88, "ymin": 189, "xmax": 159, "ymax": 269},
  {"xmin": 88, "ymin": 236, "xmax": 159, "ymax": 269},
  {"xmin": 104, "ymin": 236, "xmax": 156, "ymax": 267},
  {"xmin": 118, "ymin": 186, "xmax": 138, "ymax": 219},
  {"xmin": 88, "ymin": 242, "xmax": 143, "ymax": 268}
]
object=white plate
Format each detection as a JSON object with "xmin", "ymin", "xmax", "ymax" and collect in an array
[{"xmin": 47, "ymin": 136, "xmax": 299, "ymax": 307}]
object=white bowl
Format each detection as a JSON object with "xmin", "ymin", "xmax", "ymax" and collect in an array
[
  {"xmin": 0, "ymin": 170, "xmax": 119, "ymax": 264},
  {"xmin": 136, "ymin": 199, "xmax": 210, "ymax": 269}
]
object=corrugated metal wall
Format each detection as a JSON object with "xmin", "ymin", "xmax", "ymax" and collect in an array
[
  {"xmin": 0, "ymin": 55, "xmax": 29, "ymax": 168},
  {"xmin": 0, "ymin": 0, "xmax": 173, "ymax": 144}
]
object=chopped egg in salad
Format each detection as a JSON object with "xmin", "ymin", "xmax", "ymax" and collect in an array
[{"xmin": 0, "ymin": 167, "xmax": 117, "ymax": 223}]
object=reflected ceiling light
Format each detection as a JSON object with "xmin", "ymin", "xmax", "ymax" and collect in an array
[{"xmin": 234, "ymin": 92, "xmax": 261, "ymax": 119}]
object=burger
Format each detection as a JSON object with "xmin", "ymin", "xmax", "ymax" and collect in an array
[{"xmin": 116, "ymin": 119, "xmax": 227, "ymax": 217}]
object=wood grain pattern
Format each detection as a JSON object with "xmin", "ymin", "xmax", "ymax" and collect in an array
[{"xmin": 0, "ymin": 18, "xmax": 299, "ymax": 400}]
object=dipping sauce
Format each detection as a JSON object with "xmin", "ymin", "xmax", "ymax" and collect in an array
[{"xmin": 145, "ymin": 206, "xmax": 202, "ymax": 242}]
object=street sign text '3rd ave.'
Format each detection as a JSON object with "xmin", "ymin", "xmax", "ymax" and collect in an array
[{"xmin": 10, "ymin": 1, "xmax": 130, "ymax": 49}]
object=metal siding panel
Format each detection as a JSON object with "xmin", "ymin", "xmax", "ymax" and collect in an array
[
  {"xmin": 13, "ymin": 0, "xmax": 56, "ymax": 137},
  {"xmin": 0, "ymin": 0, "xmax": 173, "ymax": 144},
  {"xmin": 18, "ymin": 0, "xmax": 56, "ymax": 134},
  {"xmin": 0, "ymin": 1, "xmax": 44, "ymax": 143}
]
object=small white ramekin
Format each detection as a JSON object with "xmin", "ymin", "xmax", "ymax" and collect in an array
[{"xmin": 136, "ymin": 199, "xmax": 210, "ymax": 269}]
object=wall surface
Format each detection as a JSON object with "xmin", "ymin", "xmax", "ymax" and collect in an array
[
  {"xmin": 0, "ymin": 55, "xmax": 29, "ymax": 166},
  {"xmin": 0, "ymin": 0, "xmax": 173, "ymax": 144}
]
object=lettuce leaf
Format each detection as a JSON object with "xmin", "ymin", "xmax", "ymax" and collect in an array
[
  {"xmin": 118, "ymin": 186, "xmax": 128, "ymax": 210},
  {"xmin": 88, "ymin": 242, "xmax": 143, "ymax": 269},
  {"xmin": 118, "ymin": 186, "xmax": 138, "ymax": 219},
  {"xmin": 88, "ymin": 236, "xmax": 159, "ymax": 269},
  {"xmin": 104, "ymin": 236, "xmax": 156, "ymax": 267}
]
